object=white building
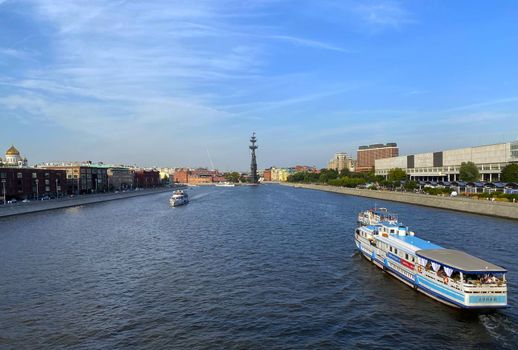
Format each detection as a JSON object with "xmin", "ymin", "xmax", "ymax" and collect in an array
[
  {"xmin": 327, "ymin": 152, "xmax": 355, "ymax": 172},
  {"xmin": 375, "ymin": 141, "xmax": 518, "ymax": 182}
]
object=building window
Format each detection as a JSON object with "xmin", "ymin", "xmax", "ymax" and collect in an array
[
  {"xmin": 45, "ymin": 179, "xmax": 50, "ymax": 185},
  {"xmin": 17, "ymin": 172, "xmax": 22, "ymax": 179},
  {"xmin": 45, "ymin": 186, "xmax": 50, "ymax": 192},
  {"xmin": 511, "ymin": 142, "xmax": 518, "ymax": 159}
]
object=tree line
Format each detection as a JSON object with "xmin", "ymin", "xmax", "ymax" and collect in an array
[{"xmin": 286, "ymin": 162, "xmax": 518, "ymax": 188}]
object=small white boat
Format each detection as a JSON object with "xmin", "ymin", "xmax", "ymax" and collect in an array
[
  {"xmin": 215, "ymin": 181, "xmax": 235, "ymax": 187},
  {"xmin": 169, "ymin": 190, "xmax": 189, "ymax": 207}
]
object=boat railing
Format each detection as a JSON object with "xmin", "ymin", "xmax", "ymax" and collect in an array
[
  {"xmin": 463, "ymin": 281, "xmax": 507, "ymax": 288},
  {"xmin": 422, "ymin": 269, "xmax": 464, "ymax": 291}
]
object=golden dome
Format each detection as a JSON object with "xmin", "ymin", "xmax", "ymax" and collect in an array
[{"xmin": 6, "ymin": 145, "xmax": 20, "ymax": 156}]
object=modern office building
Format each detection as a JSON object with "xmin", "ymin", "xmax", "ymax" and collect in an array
[
  {"xmin": 327, "ymin": 152, "xmax": 355, "ymax": 172},
  {"xmin": 375, "ymin": 141, "xmax": 518, "ymax": 182},
  {"xmin": 356, "ymin": 143, "xmax": 399, "ymax": 172}
]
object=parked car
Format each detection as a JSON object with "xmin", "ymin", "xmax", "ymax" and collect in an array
[
  {"xmin": 22, "ymin": 199, "xmax": 30, "ymax": 203},
  {"xmin": 41, "ymin": 195, "xmax": 51, "ymax": 200},
  {"xmin": 7, "ymin": 199, "xmax": 17, "ymax": 204}
]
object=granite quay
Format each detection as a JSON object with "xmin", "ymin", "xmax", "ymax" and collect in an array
[
  {"xmin": 0, "ymin": 187, "xmax": 171, "ymax": 218},
  {"xmin": 278, "ymin": 182, "xmax": 518, "ymax": 220}
]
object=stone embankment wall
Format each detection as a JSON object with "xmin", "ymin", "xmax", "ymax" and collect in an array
[
  {"xmin": 0, "ymin": 188, "xmax": 171, "ymax": 219},
  {"xmin": 279, "ymin": 183, "xmax": 518, "ymax": 220}
]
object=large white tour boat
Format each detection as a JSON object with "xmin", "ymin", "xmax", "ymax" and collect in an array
[
  {"xmin": 170, "ymin": 190, "xmax": 189, "ymax": 207},
  {"xmin": 354, "ymin": 209, "xmax": 508, "ymax": 309}
]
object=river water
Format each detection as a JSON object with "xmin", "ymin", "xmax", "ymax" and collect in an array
[{"xmin": 1, "ymin": 184, "xmax": 517, "ymax": 349}]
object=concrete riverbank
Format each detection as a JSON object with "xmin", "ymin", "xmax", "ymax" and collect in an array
[
  {"xmin": 278, "ymin": 182, "xmax": 518, "ymax": 220},
  {"xmin": 0, "ymin": 188, "xmax": 171, "ymax": 218}
]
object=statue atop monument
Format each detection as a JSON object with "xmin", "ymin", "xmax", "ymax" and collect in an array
[{"xmin": 249, "ymin": 133, "xmax": 258, "ymax": 184}]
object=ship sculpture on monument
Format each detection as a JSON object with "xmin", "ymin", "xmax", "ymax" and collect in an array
[{"xmin": 249, "ymin": 132, "xmax": 259, "ymax": 184}]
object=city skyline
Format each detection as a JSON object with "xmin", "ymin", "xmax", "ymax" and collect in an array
[{"xmin": 1, "ymin": 1, "xmax": 518, "ymax": 170}]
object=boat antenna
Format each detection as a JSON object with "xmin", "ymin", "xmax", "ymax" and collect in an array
[{"xmin": 206, "ymin": 147, "xmax": 215, "ymax": 171}]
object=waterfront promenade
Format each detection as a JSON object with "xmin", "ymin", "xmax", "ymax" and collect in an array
[
  {"xmin": 0, "ymin": 188, "xmax": 171, "ymax": 218},
  {"xmin": 278, "ymin": 182, "xmax": 518, "ymax": 220}
]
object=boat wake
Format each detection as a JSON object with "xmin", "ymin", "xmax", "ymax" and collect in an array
[
  {"xmin": 479, "ymin": 313, "xmax": 518, "ymax": 349},
  {"xmin": 189, "ymin": 192, "xmax": 216, "ymax": 201}
]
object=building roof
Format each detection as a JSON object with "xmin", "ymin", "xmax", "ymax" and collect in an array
[
  {"xmin": 6, "ymin": 145, "xmax": 20, "ymax": 155},
  {"xmin": 416, "ymin": 249, "xmax": 506, "ymax": 273}
]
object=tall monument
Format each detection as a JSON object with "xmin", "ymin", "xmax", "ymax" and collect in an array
[{"xmin": 249, "ymin": 132, "xmax": 258, "ymax": 183}]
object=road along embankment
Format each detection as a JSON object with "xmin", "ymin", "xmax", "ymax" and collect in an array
[
  {"xmin": 278, "ymin": 182, "xmax": 518, "ymax": 220},
  {"xmin": 0, "ymin": 188, "xmax": 171, "ymax": 219}
]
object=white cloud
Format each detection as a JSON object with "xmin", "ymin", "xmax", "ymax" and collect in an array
[{"xmin": 353, "ymin": 1, "xmax": 414, "ymax": 28}]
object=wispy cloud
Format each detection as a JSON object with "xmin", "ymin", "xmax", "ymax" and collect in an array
[
  {"xmin": 353, "ymin": 1, "xmax": 414, "ymax": 28},
  {"xmin": 442, "ymin": 96, "xmax": 518, "ymax": 113},
  {"xmin": 266, "ymin": 35, "xmax": 351, "ymax": 53}
]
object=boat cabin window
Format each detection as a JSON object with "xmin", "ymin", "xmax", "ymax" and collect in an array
[
  {"xmin": 405, "ymin": 253, "xmax": 409, "ymax": 260},
  {"xmin": 394, "ymin": 248, "xmax": 398, "ymax": 255}
]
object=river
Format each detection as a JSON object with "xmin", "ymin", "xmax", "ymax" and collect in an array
[{"xmin": 1, "ymin": 184, "xmax": 517, "ymax": 349}]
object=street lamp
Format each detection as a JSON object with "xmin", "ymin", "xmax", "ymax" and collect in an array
[
  {"xmin": 1, "ymin": 179, "xmax": 6, "ymax": 205},
  {"xmin": 35, "ymin": 179, "xmax": 39, "ymax": 200}
]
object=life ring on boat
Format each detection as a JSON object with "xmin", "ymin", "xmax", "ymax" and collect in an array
[
  {"xmin": 443, "ymin": 277, "xmax": 449, "ymax": 284},
  {"xmin": 417, "ymin": 266, "xmax": 423, "ymax": 273}
]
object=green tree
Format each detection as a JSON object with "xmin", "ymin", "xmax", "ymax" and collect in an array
[
  {"xmin": 162, "ymin": 174, "xmax": 169, "ymax": 184},
  {"xmin": 387, "ymin": 168, "xmax": 407, "ymax": 182},
  {"xmin": 304, "ymin": 172, "xmax": 320, "ymax": 183},
  {"xmin": 339, "ymin": 168, "xmax": 351, "ymax": 177},
  {"xmin": 501, "ymin": 163, "xmax": 518, "ymax": 182},
  {"xmin": 459, "ymin": 161, "xmax": 480, "ymax": 182},
  {"xmin": 319, "ymin": 169, "xmax": 338, "ymax": 183},
  {"xmin": 224, "ymin": 172, "xmax": 241, "ymax": 183},
  {"xmin": 287, "ymin": 172, "xmax": 305, "ymax": 183},
  {"xmin": 403, "ymin": 180, "xmax": 418, "ymax": 191}
]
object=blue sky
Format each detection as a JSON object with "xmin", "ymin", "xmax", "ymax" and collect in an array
[{"xmin": 1, "ymin": 0, "xmax": 518, "ymax": 170}]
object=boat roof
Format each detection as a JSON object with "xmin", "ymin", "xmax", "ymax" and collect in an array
[
  {"xmin": 394, "ymin": 235, "xmax": 443, "ymax": 251},
  {"xmin": 416, "ymin": 249, "xmax": 506, "ymax": 273},
  {"xmin": 379, "ymin": 221, "xmax": 400, "ymax": 227}
]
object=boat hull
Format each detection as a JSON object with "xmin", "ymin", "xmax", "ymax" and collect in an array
[{"xmin": 170, "ymin": 198, "xmax": 189, "ymax": 207}]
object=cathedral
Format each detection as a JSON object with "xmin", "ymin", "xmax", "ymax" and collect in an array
[{"xmin": 0, "ymin": 145, "xmax": 28, "ymax": 167}]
